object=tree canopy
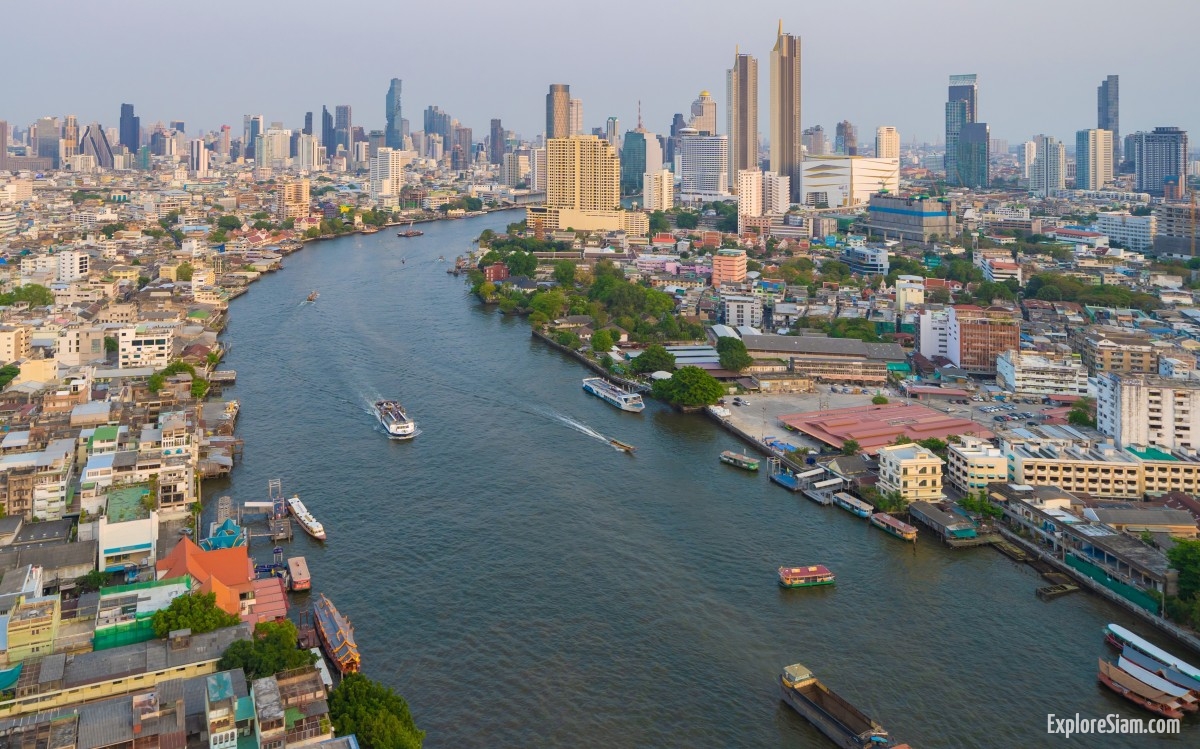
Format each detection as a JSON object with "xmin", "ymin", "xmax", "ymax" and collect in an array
[
  {"xmin": 716, "ymin": 337, "xmax": 753, "ymax": 372},
  {"xmin": 629, "ymin": 344, "xmax": 676, "ymax": 374},
  {"xmin": 590, "ymin": 328, "xmax": 615, "ymax": 353},
  {"xmin": 329, "ymin": 673, "xmax": 424, "ymax": 749},
  {"xmin": 650, "ymin": 366, "xmax": 724, "ymax": 407},
  {"xmin": 0, "ymin": 284, "xmax": 54, "ymax": 307},
  {"xmin": 151, "ymin": 592, "xmax": 240, "ymax": 638},
  {"xmin": 217, "ymin": 620, "xmax": 317, "ymax": 679}
]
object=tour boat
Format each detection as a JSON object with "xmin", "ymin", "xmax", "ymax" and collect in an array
[
  {"xmin": 870, "ymin": 512, "xmax": 918, "ymax": 542},
  {"xmin": 314, "ymin": 594, "xmax": 360, "ymax": 675},
  {"xmin": 720, "ymin": 451, "xmax": 760, "ymax": 471},
  {"xmin": 832, "ymin": 492, "xmax": 874, "ymax": 519},
  {"xmin": 779, "ymin": 663, "xmax": 895, "ymax": 748},
  {"xmin": 1117, "ymin": 655, "xmax": 1199, "ymax": 711},
  {"xmin": 286, "ymin": 495, "xmax": 326, "ymax": 540},
  {"xmin": 1105, "ymin": 623, "xmax": 1200, "ymax": 682},
  {"xmin": 778, "ymin": 565, "xmax": 836, "ymax": 588},
  {"xmin": 397, "ymin": 220, "xmax": 423, "ymax": 238},
  {"xmin": 287, "ymin": 557, "xmax": 311, "ymax": 592},
  {"xmin": 373, "ymin": 400, "xmax": 417, "ymax": 439},
  {"xmin": 582, "ymin": 377, "xmax": 645, "ymax": 412},
  {"xmin": 1097, "ymin": 659, "xmax": 1186, "ymax": 720},
  {"xmin": 1121, "ymin": 646, "xmax": 1200, "ymax": 694}
]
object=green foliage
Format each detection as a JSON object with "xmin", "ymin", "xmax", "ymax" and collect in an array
[
  {"xmin": 915, "ymin": 437, "xmax": 948, "ymax": 459},
  {"xmin": 590, "ymin": 328, "xmax": 615, "ymax": 353},
  {"xmin": 0, "ymin": 284, "xmax": 54, "ymax": 307},
  {"xmin": 971, "ymin": 281, "xmax": 1015, "ymax": 304},
  {"xmin": 1169, "ymin": 539, "xmax": 1200, "ymax": 602},
  {"xmin": 504, "ymin": 251, "xmax": 538, "ymax": 277},
  {"xmin": 100, "ymin": 222, "xmax": 127, "ymax": 239},
  {"xmin": 675, "ymin": 211, "xmax": 699, "ymax": 229},
  {"xmin": 529, "ymin": 290, "xmax": 566, "ymax": 320},
  {"xmin": 630, "ymin": 344, "xmax": 675, "ymax": 374},
  {"xmin": 841, "ymin": 439, "xmax": 861, "ymax": 456},
  {"xmin": 552, "ymin": 260, "xmax": 576, "ymax": 286},
  {"xmin": 553, "ymin": 330, "xmax": 581, "ymax": 348},
  {"xmin": 217, "ymin": 620, "xmax": 317, "ymax": 679},
  {"xmin": 329, "ymin": 673, "xmax": 424, "ymax": 749},
  {"xmin": 959, "ymin": 490, "xmax": 1004, "ymax": 519},
  {"xmin": 217, "ymin": 215, "xmax": 243, "ymax": 231},
  {"xmin": 872, "ymin": 395, "xmax": 889, "ymax": 405},
  {"xmin": 71, "ymin": 190, "xmax": 103, "ymax": 203},
  {"xmin": 151, "ymin": 592, "xmax": 240, "ymax": 638},
  {"xmin": 649, "ymin": 211, "xmax": 670, "ymax": 234},
  {"xmin": 176, "ymin": 263, "xmax": 194, "ymax": 282},
  {"xmin": 75, "ymin": 569, "xmax": 110, "ymax": 593},
  {"xmin": 1024, "ymin": 273, "xmax": 1162, "ymax": 312},
  {"xmin": 651, "ymin": 365, "xmax": 724, "ymax": 407},
  {"xmin": 716, "ymin": 337, "xmax": 753, "ymax": 372},
  {"xmin": 104, "ymin": 336, "xmax": 118, "ymax": 353},
  {"xmin": 190, "ymin": 378, "xmax": 211, "ymax": 399},
  {"xmin": 0, "ymin": 365, "xmax": 18, "ymax": 389},
  {"xmin": 1066, "ymin": 396, "xmax": 1096, "ymax": 428}
]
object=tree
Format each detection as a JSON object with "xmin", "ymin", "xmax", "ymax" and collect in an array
[
  {"xmin": 841, "ymin": 439, "xmax": 861, "ymax": 456},
  {"xmin": 630, "ymin": 344, "xmax": 676, "ymax": 374},
  {"xmin": 651, "ymin": 366, "xmax": 725, "ymax": 408},
  {"xmin": 100, "ymin": 222, "xmax": 127, "ymax": 239},
  {"xmin": 0, "ymin": 365, "xmax": 19, "ymax": 389},
  {"xmin": 75, "ymin": 569, "xmax": 111, "ymax": 593},
  {"xmin": 529, "ymin": 290, "xmax": 567, "ymax": 320},
  {"xmin": 552, "ymin": 260, "xmax": 576, "ymax": 286},
  {"xmin": 649, "ymin": 211, "xmax": 670, "ymax": 234},
  {"xmin": 329, "ymin": 673, "xmax": 424, "ymax": 749},
  {"xmin": 151, "ymin": 592, "xmax": 240, "ymax": 638},
  {"xmin": 872, "ymin": 395, "xmax": 889, "ymax": 405},
  {"xmin": 0, "ymin": 284, "xmax": 54, "ymax": 307},
  {"xmin": 675, "ymin": 211, "xmax": 699, "ymax": 229},
  {"xmin": 217, "ymin": 215, "xmax": 243, "ymax": 231},
  {"xmin": 716, "ymin": 337, "xmax": 753, "ymax": 372},
  {"xmin": 176, "ymin": 263, "xmax": 194, "ymax": 282},
  {"xmin": 1067, "ymin": 397, "xmax": 1096, "ymax": 427},
  {"xmin": 1168, "ymin": 539, "xmax": 1200, "ymax": 602},
  {"xmin": 217, "ymin": 620, "xmax": 317, "ymax": 679},
  {"xmin": 104, "ymin": 336, "xmax": 118, "ymax": 353},
  {"xmin": 927, "ymin": 286, "xmax": 951, "ymax": 304},
  {"xmin": 504, "ymin": 251, "xmax": 538, "ymax": 277},
  {"xmin": 590, "ymin": 328, "xmax": 615, "ymax": 353}
]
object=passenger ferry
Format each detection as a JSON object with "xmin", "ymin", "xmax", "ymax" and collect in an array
[
  {"xmin": 832, "ymin": 492, "xmax": 874, "ymax": 518},
  {"xmin": 870, "ymin": 512, "xmax": 918, "ymax": 542},
  {"xmin": 720, "ymin": 451, "xmax": 760, "ymax": 471},
  {"xmin": 286, "ymin": 495, "xmax": 327, "ymax": 541},
  {"xmin": 373, "ymin": 400, "xmax": 417, "ymax": 439},
  {"xmin": 778, "ymin": 565, "xmax": 836, "ymax": 588},
  {"xmin": 582, "ymin": 377, "xmax": 645, "ymax": 412}
]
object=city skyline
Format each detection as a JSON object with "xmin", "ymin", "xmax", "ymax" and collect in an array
[{"xmin": 1, "ymin": 1, "xmax": 1197, "ymax": 148}]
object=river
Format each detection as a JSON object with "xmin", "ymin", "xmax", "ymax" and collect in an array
[{"xmin": 210, "ymin": 211, "xmax": 1195, "ymax": 748}]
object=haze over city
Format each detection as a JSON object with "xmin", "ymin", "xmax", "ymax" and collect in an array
[{"xmin": 5, "ymin": 0, "xmax": 1197, "ymax": 145}]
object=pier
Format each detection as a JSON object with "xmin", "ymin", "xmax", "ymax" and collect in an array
[{"xmin": 907, "ymin": 501, "xmax": 999, "ymax": 548}]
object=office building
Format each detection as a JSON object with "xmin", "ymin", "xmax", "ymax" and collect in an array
[
  {"xmin": 370, "ymin": 148, "xmax": 412, "ymax": 198},
  {"xmin": 677, "ymin": 133, "xmax": 729, "ymax": 197},
  {"xmin": 79, "ymin": 123, "xmax": 114, "ymax": 169},
  {"xmin": 500, "ymin": 151, "xmax": 530, "ymax": 186},
  {"xmin": 450, "ymin": 126, "xmax": 472, "ymax": 170},
  {"xmin": 865, "ymin": 193, "xmax": 957, "ymax": 243},
  {"xmin": 119, "ymin": 103, "xmax": 139, "ymax": 153},
  {"xmin": 35, "ymin": 117, "xmax": 60, "ymax": 168},
  {"xmin": 769, "ymin": 23, "xmax": 802, "ymax": 202},
  {"xmin": 243, "ymin": 115, "xmax": 263, "ymax": 160},
  {"xmin": 875, "ymin": 126, "xmax": 899, "ymax": 159},
  {"xmin": 606, "ymin": 117, "xmax": 620, "ymax": 148},
  {"xmin": 295, "ymin": 133, "xmax": 320, "ymax": 171},
  {"xmin": 798, "ymin": 155, "xmax": 899, "ymax": 207},
  {"xmin": 876, "ymin": 444, "xmax": 944, "ymax": 503},
  {"xmin": 62, "ymin": 115, "xmax": 79, "ymax": 161},
  {"xmin": 834, "ymin": 120, "xmax": 857, "ymax": 156},
  {"xmin": 526, "ymin": 135, "xmax": 648, "ymax": 235},
  {"xmin": 321, "ymin": 106, "xmax": 335, "ymax": 152},
  {"xmin": 802, "ymin": 126, "xmax": 826, "ymax": 156},
  {"xmin": 303, "ymin": 111, "xmax": 313, "ymax": 136},
  {"xmin": 1097, "ymin": 373, "xmax": 1200, "ymax": 450},
  {"xmin": 189, "ymin": 139, "xmax": 209, "ymax": 177},
  {"xmin": 1131, "ymin": 127, "xmax": 1189, "ymax": 198},
  {"xmin": 841, "ymin": 244, "xmax": 889, "ymax": 276},
  {"xmin": 489, "ymin": 118, "xmax": 505, "ymax": 165},
  {"xmin": 255, "ymin": 128, "xmax": 291, "ymax": 170},
  {"xmin": 643, "ymin": 169, "xmax": 674, "ymax": 212},
  {"xmin": 569, "ymin": 98, "xmax": 583, "ymax": 136},
  {"xmin": 1098, "ymin": 75, "xmax": 1120, "ymax": 171},
  {"xmin": 1076, "ymin": 129, "xmax": 1113, "ymax": 190},
  {"xmin": 1152, "ymin": 202, "xmax": 1200, "ymax": 256},
  {"xmin": 1027, "ymin": 135, "xmax": 1065, "ymax": 197},
  {"xmin": 712, "ymin": 248, "xmax": 748, "ymax": 286},
  {"xmin": 726, "ymin": 51, "xmax": 758, "ymax": 195},
  {"xmin": 996, "ymin": 350, "xmax": 1088, "ymax": 395},
  {"xmin": 944, "ymin": 74, "xmax": 978, "ymax": 186},
  {"xmin": 956, "ymin": 123, "xmax": 990, "ymax": 189},
  {"xmin": 763, "ymin": 172, "xmax": 790, "ymax": 214},
  {"xmin": 944, "ymin": 305, "xmax": 1020, "ymax": 375},
  {"xmin": 690, "ymin": 90, "xmax": 717, "ymax": 134},
  {"xmin": 1096, "ymin": 211, "xmax": 1155, "ymax": 252},
  {"xmin": 620, "ymin": 130, "xmax": 662, "ymax": 195},
  {"xmin": 423, "ymin": 105, "xmax": 452, "ymax": 140},
  {"xmin": 333, "ymin": 106, "xmax": 353, "ymax": 155},
  {"xmin": 385, "ymin": 78, "xmax": 403, "ymax": 149},
  {"xmin": 547, "ymin": 84, "xmax": 571, "ymax": 139}
]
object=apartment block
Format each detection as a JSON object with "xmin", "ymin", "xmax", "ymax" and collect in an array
[
  {"xmin": 947, "ymin": 436, "xmax": 1006, "ymax": 493},
  {"xmin": 1004, "ymin": 436, "xmax": 1145, "ymax": 499},
  {"xmin": 711, "ymin": 248, "xmax": 747, "ymax": 287},
  {"xmin": 118, "ymin": 326, "xmax": 175, "ymax": 370},
  {"xmin": 1153, "ymin": 201, "xmax": 1200, "ymax": 256},
  {"xmin": 1097, "ymin": 211, "xmax": 1155, "ymax": 252},
  {"xmin": 1075, "ymin": 326, "xmax": 1157, "ymax": 375},
  {"xmin": 720, "ymin": 294, "xmax": 763, "ymax": 329},
  {"xmin": 0, "ymin": 326, "xmax": 31, "ymax": 364},
  {"xmin": 946, "ymin": 305, "xmax": 1021, "ymax": 375},
  {"xmin": 876, "ymin": 444, "xmax": 944, "ymax": 502},
  {"xmin": 996, "ymin": 350, "xmax": 1088, "ymax": 395},
  {"xmin": 1097, "ymin": 372, "xmax": 1200, "ymax": 451}
]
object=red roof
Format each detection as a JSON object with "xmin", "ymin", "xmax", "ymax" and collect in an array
[{"xmin": 779, "ymin": 402, "xmax": 992, "ymax": 453}]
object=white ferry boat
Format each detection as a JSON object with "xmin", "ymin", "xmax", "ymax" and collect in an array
[
  {"xmin": 582, "ymin": 378, "xmax": 645, "ymax": 413},
  {"xmin": 373, "ymin": 400, "xmax": 416, "ymax": 439},
  {"xmin": 286, "ymin": 495, "xmax": 326, "ymax": 540}
]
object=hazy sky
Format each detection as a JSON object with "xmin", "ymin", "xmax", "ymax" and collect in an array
[{"xmin": 4, "ymin": 0, "xmax": 1197, "ymax": 149}]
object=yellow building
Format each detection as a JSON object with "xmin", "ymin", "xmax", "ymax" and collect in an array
[
  {"xmin": 947, "ymin": 436, "xmax": 1006, "ymax": 494},
  {"xmin": 0, "ymin": 326, "xmax": 31, "ymax": 365},
  {"xmin": 277, "ymin": 179, "xmax": 311, "ymax": 220},
  {"xmin": 876, "ymin": 444, "xmax": 944, "ymax": 502},
  {"xmin": 527, "ymin": 135, "xmax": 645, "ymax": 235},
  {"xmin": 5, "ymin": 595, "xmax": 61, "ymax": 664}
]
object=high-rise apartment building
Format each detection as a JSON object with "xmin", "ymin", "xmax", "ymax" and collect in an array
[
  {"xmin": 62, "ymin": 116, "xmax": 79, "ymax": 161},
  {"xmin": 726, "ymin": 51, "xmax": 758, "ymax": 195},
  {"xmin": 333, "ymin": 106, "xmax": 353, "ymax": 155},
  {"xmin": 569, "ymin": 99, "xmax": 583, "ymax": 136},
  {"xmin": 689, "ymin": 91, "xmax": 717, "ymax": 134},
  {"xmin": 1097, "ymin": 373, "xmax": 1200, "ymax": 451},
  {"xmin": 189, "ymin": 139, "xmax": 209, "ymax": 177},
  {"xmin": 643, "ymin": 169, "xmax": 674, "ymax": 212},
  {"xmin": 277, "ymin": 179, "xmax": 311, "ymax": 220},
  {"xmin": 369, "ymin": 148, "xmax": 412, "ymax": 198},
  {"xmin": 1020, "ymin": 140, "xmax": 1036, "ymax": 179},
  {"xmin": 769, "ymin": 23, "xmax": 802, "ymax": 202},
  {"xmin": 875, "ymin": 126, "xmax": 900, "ymax": 159},
  {"xmin": 678, "ymin": 134, "xmax": 730, "ymax": 197},
  {"xmin": 527, "ymin": 135, "xmax": 647, "ymax": 235},
  {"xmin": 546, "ymin": 84, "xmax": 571, "ymax": 139},
  {"xmin": 945, "ymin": 305, "xmax": 1020, "ymax": 375},
  {"xmin": 1152, "ymin": 202, "xmax": 1200, "ymax": 256},
  {"xmin": 1131, "ymin": 127, "xmax": 1189, "ymax": 198},
  {"xmin": 606, "ymin": 117, "xmax": 620, "ymax": 148},
  {"xmin": 384, "ymin": 78, "xmax": 404, "ymax": 149},
  {"xmin": 489, "ymin": 119, "xmax": 505, "ymax": 165},
  {"xmin": 1029, "ymin": 135, "xmax": 1065, "ymax": 197},
  {"xmin": 1075, "ymin": 129, "xmax": 1113, "ymax": 190},
  {"xmin": 944, "ymin": 74, "xmax": 978, "ymax": 186},
  {"xmin": 763, "ymin": 172, "xmax": 791, "ymax": 215},
  {"xmin": 956, "ymin": 123, "xmax": 990, "ymax": 189},
  {"xmin": 119, "ymin": 103, "xmax": 139, "ymax": 153},
  {"xmin": 834, "ymin": 120, "xmax": 857, "ymax": 156},
  {"xmin": 1097, "ymin": 75, "xmax": 1120, "ymax": 171},
  {"xmin": 802, "ymin": 126, "xmax": 826, "ymax": 156},
  {"xmin": 737, "ymin": 170, "xmax": 763, "ymax": 226}
]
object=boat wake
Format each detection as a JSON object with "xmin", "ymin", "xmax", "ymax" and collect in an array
[{"xmin": 542, "ymin": 410, "xmax": 610, "ymax": 445}]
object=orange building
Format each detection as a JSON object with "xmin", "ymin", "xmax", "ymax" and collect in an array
[
  {"xmin": 947, "ymin": 304, "xmax": 1021, "ymax": 375},
  {"xmin": 711, "ymin": 248, "xmax": 748, "ymax": 287},
  {"xmin": 156, "ymin": 538, "xmax": 255, "ymax": 619}
]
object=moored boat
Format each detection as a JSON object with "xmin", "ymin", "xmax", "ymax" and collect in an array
[
  {"xmin": 778, "ymin": 565, "xmax": 836, "ymax": 588},
  {"xmin": 609, "ymin": 438, "xmax": 636, "ymax": 453},
  {"xmin": 720, "ymin": 450, "xmax": 760, "ymax": 471},
  {"xmin": 1097, "ymin": 659, "xmax": 1186, "ymax": 720},
  {"xmin": 832, "ymin": 492, "xmax": 874, "ymax": 519},
  {"xmin": 314, "ymin": 594, "xmax": 360, "ymax": 675},
  {"xmin": 287, "ymin": 556, "xmax": 311, "ymax": 592},
  {"xmin": 1105, "ymin": 623, "xmax": 1200, "ymax": 682},
  {"xmin": 373, "ymin": 400, "xmax": 416, "ymax": 439},
  {"xmin": 870, "ymin": 512, "xmax": 918, "ymax": 542},
  {"xmin": 582, "ymin": 377, "xmax": 645, "ymax": 412},
  {"xmin": 286, "ymin": 495, "xmax": 326, "ymax": 540},
  {"xmin": 779, "ymin": 663, "xmax": 895, "ymax": 748},
  {"xmin": 1122, "ymin": 646, "xmax": 1200, "ymax": 694},
  {"xmin": 1117, "ymin": 656, "xmax": 1200, "ymax": 711}
]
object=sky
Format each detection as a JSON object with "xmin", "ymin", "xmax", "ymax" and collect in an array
[{"xmin": 3, "ymin": 0, "xmax": 1197, "ymax": 151}]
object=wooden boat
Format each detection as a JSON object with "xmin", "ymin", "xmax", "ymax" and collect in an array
[
  {"xmin": 720, "ymin": 450, "xmax": 760, "ymax": 471},
  {"xmin": 1122, "ymin": 646, "xmax": 1200, "ymax": 694},
  {"xmin": 1105, "ymin": 623, "xmax": 1200, "ymax": 682},
  {"xmin": 1097, "ymin": 659, "xmax": 1186, "ymax": 720},
  {"xmin": 609, "ymin": 438, "xmax": 636, "ymax": 453},
  {"xmin": 832, "ymin": 492, "xmax": 874, "ymax": 519},
  {"xmin": 1117, "ymin": 655, "xmax": 1200, "ymax": 711},
  {"xmin": 397, "ymin": 220, "xmax": 423, "ymax": 237},
  {"xmin": 780, "ymin": 663, "xmax": 894, "ymax": 748},
  {"xmin": 314, "ymin": 594, "xmax": 360, "ymax": 675},
  {"xmin": 778, "ymin": 565, "xmax": 836, "ymax": 588},
  {"xmin": 287, "ymin": 557, "xmax": 311, "ymax": 592},
  {"xmin": 870, "ymin": 512, "xmax": 918, "ymax": 542},
  {"xmin": 306, "ymin": 290, "xmax": 319, "ymax": 303}
]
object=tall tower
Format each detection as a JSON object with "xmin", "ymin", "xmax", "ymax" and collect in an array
[
  {"xmin": 334, "ymin": 106, "xmax": 352, "ymax": 155},
  {"xmin": 119, "ymin": 103, "xmax": 139, "ymax": 153},
  {"xmin": 569, "ymin": 99, "xmax": 583, "ymax": 136},
  {"xmin": 1029, "ymin": 134, "xmax": 1065, "ymax": 197},
  {"xmin": 1075, "ymin": 129, "xmax": 1113, "ymax": 190},
  {"xmin": 726, "ymin": 50, "xmax": 758, "ymax": 195},
  {"xmin": 875, "ymin": 126, "xmax": 900, "ymax": 159},
  {"xmin": 945, "ymin": 74, "xmax": 978, "ymax": 186},
  {"xmin": 545, "ymin": 135, "xmax": 620, "ymax": 212},
  {"xmin": 385, "ymin": 78, "xmax": 404, "ymax": 149},
  {"xmin": 835, "ymin": 120, "xmax": 857, "ymax": 156},
  {"xmin": 62, "ymin": 115, "xmax": 79, "ymax": 161},
  {"xmin": 489, "ymin": 118, "xmax": 505, "ymax": 165},
  {"xmin": 546, "ymin": 84, "xmax": 571, "ymax": 140},
  {"xmin": 690, "ymin": 91, "xmax": 717, "ymax": 135},
  {"xmin": 1097, "ymin": 75, "xmax": 1120, "ymax": 172},
  {"xmin": 1131, "ymin": 127, "xmax": 1189, "ymax": 198},
  {"xmin": 605, "ymin": 117, "xmax": 620, "ymax": 148},
  {"xmin": 244, "ymin": 115, "xmax": 263, "ymax": 159},
  {"xmin": 321, "ymin": 106, "xmax": 334, "ymax": 152},
  {"xmin": 769, "ymin": 22, "xmax": 801, "ymax": 202}
]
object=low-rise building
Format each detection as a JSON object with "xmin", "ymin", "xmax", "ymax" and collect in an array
[
  {"xmin": 118, "ymin": 325, "xmax": 175, "ymax": 370},
  {"xmin": 1097, "ymin": 211, "xmax": 1156, "ymax": 252},
  {"xmin": 996, "ymin": 350, "xmax": 1089, "ymax": 395},
  {"xmin": 947, "ymin": 436, "xmax": 1006, "ymax": 494},
  {"xmin": 864, "ymin": 193, "xmax": 957, "ymax": 242},
  {"xmin": 720, "ymin": 294, "xmax": 763, "ymax": 329},
  {"xmin": 97, "ymin": 483, "xmax": 159, "ymax": 575},
  {"xmin": 1076, "ymin": 326, "xmax": 1157, "ymax": 376},
  {"xmin": 875, "ymin": 443, "xmax": 944, "ymax": 502}
]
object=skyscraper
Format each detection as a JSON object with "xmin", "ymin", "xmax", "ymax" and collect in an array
[
  {"xmin": 802, "ymin": 126, "xmax": 826, "ymax": 156},
  {"xmin": 945, "ymin": 74, "xmax": 978, "ymax": 186},
  {"xmin": 1028, "ymin": 134, "xmax": 1064, "ymax": 197},
  {"xmin": 546, "ymin": 135, "xmax": 620, "ymax": 211},
  {"xmin": 189, "ymin": 139, "xmax": 209, "ymax": 177},
  {"xmin": 489, "ymin": 119, "xmax": 505, "ymax": 165},
  {"xmin": 690, "ymin": 91, "xmax": 717, "ymax": 135},
  {"xmin": 875, "ymin": 126, "xmax": 900, "ymax": 159},
  {"xmin": 546, "ymin": 84, "xmax": 571, "ymax": 140},
  {"xmin": 0, "ymin": 120, "xmax": 9, "ymax": 171},
  {"xmin": 334, "ymin": 106, "xmax": 353, "ymax": 155},
  {"xmin": 385, "ymin": 78, "xmax": 403, "ymax": 149},
  {"xmin": 35, "ymin": 117, "xmax": 60, "ymax": 168},
  {"xmin": 726, "ymin": 50, "xmax": 758, "ymax": 195},
  {"xmin": 303, "ymin": 112, "xmax": 313, "ymax": 136},
  {"xmin": 569, "ymin": 99, "xmax": 583, "ymax": 136},
  {"xmin": 667, "ymin": 113, "xmax": 686, "ymax": 166},
  {"xmin": 835, "ymin": 120, "xmax": 857, "ymax": 156},
  {"xmin": 321, "ymin": 106, "xmax": 335, "ymax": 153},
  {"xmin": 1075, "ymin": 129, "xmax": 1113, "ymax": 190},
  {"xmin": 620, "ymin": 129, "xmax": 662, "ymax": 195},
  {"xmin": 244, "ymin": 115, "xmax": 263, "ymax": 160},
  {"xmin": 79, "ymin": 123, "xmax": 114, "ymax": 169},
  {"xmin": 219, "ymin": 125, "xmax": 231, "ymax": 158},
  {"xmin": 957, "ymin": 123, "xmax": 990, "ymax": 190},
  {"xmin": 1131, "ymin": 127, "xmax": 1189, "ymax": 198},
  {"xmin": 1097, "ymin": 75, "xmax": 1120, "ymax": 172},
  {"xmin": 119, "ymin": 103, "xmax": 139, "ymax": 153},
  {"xmin": 605, "ymin": 117, "xmax": 620, "ymax": 148},
  {"xmin": 62, "ymin": 116, "xmax": 79, "ymax": 161},
  {"xmin": 769, "ymin": 22, "xmax": 802, "ymax": 203}
]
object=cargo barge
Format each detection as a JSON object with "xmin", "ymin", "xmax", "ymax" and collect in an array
[{"xmin": 779, "ymin": 663, "xmax": 896, "ymax": 748}]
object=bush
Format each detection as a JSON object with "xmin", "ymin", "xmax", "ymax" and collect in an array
[
  {"xmin": 329, "ymin": 673, "xmax": 424, "ymax": 749},
  {"xmin": 152, "ymin": 592, "xmax": 240, "ymax": 638},
  {"xmin": 871, "ymin": 395, "xmax": 889, "ymax": 405}
]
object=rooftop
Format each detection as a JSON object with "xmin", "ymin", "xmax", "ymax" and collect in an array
[
  {"xmin": 780, "ymin": 403, "xmax": 992, "ymax": 453},
  {"xmin": 106, "ymin": 484, "xmax": 152, "ymax": 523}
]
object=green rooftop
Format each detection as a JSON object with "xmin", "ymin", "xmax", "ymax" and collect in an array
[
  {"xmin": 88, "ymin": 425, "xmax": 120, "ymax": 451},
  {"xmin": 1127, "ymin": 445, "xmax": 1177, "ymax": 462},
  {"xmin": 106, "ymin": 484, "xmax": 153, "ymax": 522}
]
